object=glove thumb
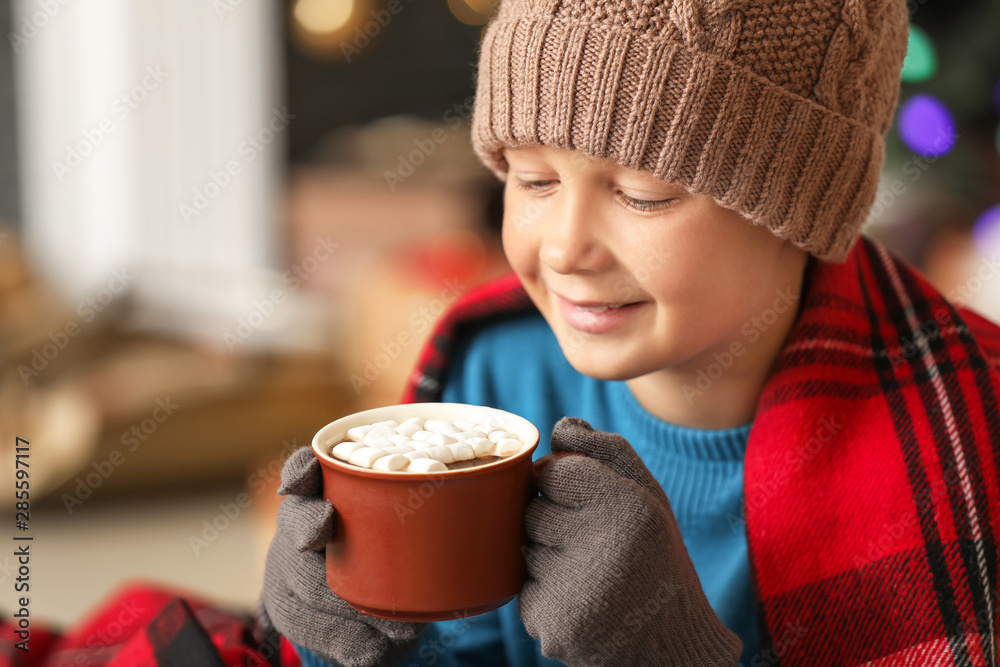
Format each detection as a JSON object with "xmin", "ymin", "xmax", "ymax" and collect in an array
[
  {"xmin": 278, "ymin": 446, "xmax": 323, "ymax": 497},
  {"xmin": 550, "ymin": 417, "xmax": 663, "ymax": 500},
  {"xmin": 276, "ymin": 494, "xmax": 336, "ymax": 552}
]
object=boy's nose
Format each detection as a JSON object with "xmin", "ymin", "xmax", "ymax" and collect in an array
[{"xmin": 538, "ymin": 194, "xmax": 608, "ymax": 275}]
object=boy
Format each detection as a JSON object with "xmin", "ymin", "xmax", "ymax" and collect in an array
[{"xmin": 261, "ymin": 0, "xmax": 1000, "ymax": 665}]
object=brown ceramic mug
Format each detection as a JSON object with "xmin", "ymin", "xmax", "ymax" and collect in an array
[{"xmin": 311, "ymin": 402, "xmax": 541, "ymax": 622}]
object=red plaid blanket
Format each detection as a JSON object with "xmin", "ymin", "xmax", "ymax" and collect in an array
[
  {"xmin": 402, "ymin": 234, "xmax": 1000, "ymax": 666},
  {"xmin": 6, "ymin": 235, "xmax": 997, "ymax": 666},
  {"xmin": 0, "ymin": 582, "xmax": 299, "ymax": 666}
]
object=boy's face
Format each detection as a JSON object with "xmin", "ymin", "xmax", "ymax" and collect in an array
[{"xmin": 501, "ymin": 144, "xmax": 808, "ymax": 385}]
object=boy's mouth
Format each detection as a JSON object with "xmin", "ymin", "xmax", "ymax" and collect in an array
[
  {"xmin": 556, "ymin": 295, "xmax": 642, "ymax": 311},
  {"xmin": 553, "ymin": 293, "xmax": 646, "ymax": 333},
  {"xmin": 573, "ymin": 303, "xmax": 628, "ymax": 312}
]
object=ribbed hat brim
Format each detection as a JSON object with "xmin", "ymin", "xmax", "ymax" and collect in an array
[{"xmin": 471, "ymin": 17, "xmax": 886, "ymax": 263}]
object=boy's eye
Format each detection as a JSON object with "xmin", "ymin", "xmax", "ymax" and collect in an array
[
  {"xmin": 512, "ymin": 177, "xmax": 677, "ymax": 212},
  {"xmin": 513, "ymin": 177, "xmax": 557, "ymax": 191},
  {"xmin": 619, "ymin": 192, "xmax": 677, "ymax": 212}
]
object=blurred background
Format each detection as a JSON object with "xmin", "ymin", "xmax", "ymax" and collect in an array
[{"xmin": 0, "ymin": 0, "xmax": 998, "ymax": 629}]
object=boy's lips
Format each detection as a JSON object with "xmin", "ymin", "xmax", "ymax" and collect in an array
[{"xmin": 553, "ymin": 293, "xmax": 646, "ymax": 333}]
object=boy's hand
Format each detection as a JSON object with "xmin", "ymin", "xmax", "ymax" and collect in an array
[
  {"xmin": 258, "ymin": 446, "xmax": 425, "ymax": 667},
  {"xmin": 519, "ymin": 417, "xmax": 742, "ymax": 666}
]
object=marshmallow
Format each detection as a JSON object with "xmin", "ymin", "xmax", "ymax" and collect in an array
[
  {"xmin": 364, "ymin": 426, "xmax": 396, "ymax": 444},
  {"xmin": 331, "ymin": 441, "xmax": 365, "ymax": 460},
  {"xmin": 407, "ymin": 458, "xmax": 447, "ymax": 473},
  {"xmin": 347, "ymin": 425, "xmax": 375, "ymax": 442},
  {"xmin": 425, "ymin": 433, "xmax": 457, "ymax": 446},
  {"xmin": 424, "ymin": 419, "xmax": 461, "ymax": 435},
  {"xmin": 491, "ymin": 439, "xmax": 523, "ymax": 457},
  {"xmin": 349, "ymin": 447, "xmax": 387, "ymax": 468},
  {"xmin": 448, "ymin": 442, "xmax": 475, "ymax": 461},
  {"xmin": 373, "ymin": 454, "xmax": 409, "ymax": 472},
  {"xmin": 423, "ymin": 445, "xmax": 456, "ymax": 464},
  {"xmin": 423, "ymin": 419, "xmax": 450, "ymax": 431},
  {"xmin": 466, "ymin": 437, "xmax": 493, "ymax": 457},
  {"xmin": 455, "ymin": 430, "xmax": 488, "ymax": 441},
  {"xmin": 339, "ymin": 417, "xmax": 527, "ymax": 472},
  {"xmin": 408, "ymin": 440, "xmax": 436, "ymax": 450},
  {"xmin": 394, "ymin": 423, "xmax": 422, "ymax": 438}
]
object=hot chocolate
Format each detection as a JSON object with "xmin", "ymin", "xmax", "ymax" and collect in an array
[{"xmin": 329, "ymin": 417, "xmax": 529, "ymax": 473}]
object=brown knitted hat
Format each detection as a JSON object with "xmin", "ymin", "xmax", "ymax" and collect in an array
[{"xmin": 470, "ymin": 0, "xmax": 910, "ymax": 262}]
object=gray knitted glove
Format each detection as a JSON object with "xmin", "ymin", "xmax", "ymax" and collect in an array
[
  {"xmin": 519, "ymin": 417, "xmax": 743, "ymax": 667},
  {"xmin": 258, "ymin": 446, "xmax": 426, "ymax": 667}
]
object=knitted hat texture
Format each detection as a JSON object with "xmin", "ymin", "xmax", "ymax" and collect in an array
[{"xmin": 470, "ymin": 0, "xmax": 910, "ymax": 262}]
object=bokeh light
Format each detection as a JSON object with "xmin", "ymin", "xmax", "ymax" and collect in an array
[
  {"xmin": 465, "ymin": 0, "xmax": 496, "ymax": 13},
  {"xmin": 897, "ymin": 94, "xmax": 957, "ymax": 157},
  {"xmin": 901, "ymin": 26, "xmax": 936, "ymax": 82},
  {"xmin": 994, "ymin": 78, "xmax": 1000, "ymax": 113},
  {"xmin": 972, "ymin": 205, "xmax": 1000, "ymax": 258},
  {"xmin": 448, "ymin": 0, "xmax": 493, "ymax": 25},
  {"xmin": 293, "ymin": 0, "xmax": 354, "ymax": 35}
]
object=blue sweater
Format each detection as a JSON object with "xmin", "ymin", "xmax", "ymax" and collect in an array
[{"xmin": 297, "ymin": 311, "xmax": 759, "ymax": 666}]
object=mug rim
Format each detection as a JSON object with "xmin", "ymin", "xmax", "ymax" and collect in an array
[{"xmin": 312, "ymin": 402, "xmax": 540, "ymax": 479}]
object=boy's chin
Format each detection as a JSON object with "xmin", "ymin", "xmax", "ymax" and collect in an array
[{"xmin": 559, "ymin": 347, "xmax": 654, "ymax": 382}]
